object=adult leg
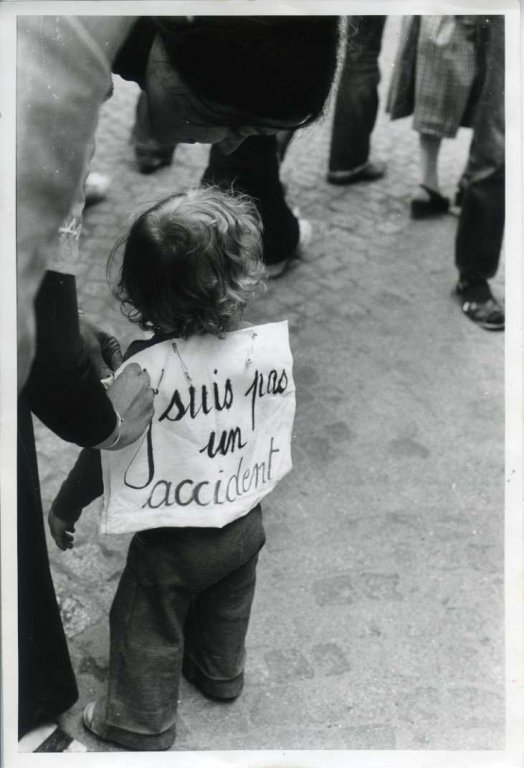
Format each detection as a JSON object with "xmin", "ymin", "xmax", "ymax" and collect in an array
[
  {"xmin": 418, "ymin": 133, "xmax": 442, "ymax": 192},
  {"xmin": 132, "ymin": 90, "xmax": 176, "ymax": 174},
  {"xmin": 454, "ymin": 164, "xmax": 505, "ymax": 330},
  {"xmin": 328, "ymin": 16, "xmax": 386, "ymax": 183},
  {"xmin": 18, "ymin": 397, "xmax": 78, "ymax": 738},
  {"xmin": 202, "ymin": 135, "xmax": 300, "ymax": 269},
  {"xmin": 276, "ymin": 129, "xmax": 295, "ymax": 163},
  {"xmin": 183, "ymin": 551, "xmax": 260, "ymax": 700},
  {"xmin": 456, "ymin": 165, "xmax": 505, "ymax": 283},
  {"xmin": 410, "ymin": 133, "xmax": 450, "ymax": 218},
  {"xmin": 454, "ymin": 17, "xmax": 505, "ymax": 330}
]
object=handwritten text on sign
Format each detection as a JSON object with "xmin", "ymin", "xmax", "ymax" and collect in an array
[{"xmin": 101, "ymin": 322, "xmax": 295, "ymax": 534}]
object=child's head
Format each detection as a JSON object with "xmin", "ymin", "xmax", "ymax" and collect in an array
[{"xmin": 112, "ymin": 187, "xmax": 264, "ymax": 338}]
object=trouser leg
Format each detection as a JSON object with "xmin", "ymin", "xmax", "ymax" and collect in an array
[
  {"xmin": 276, "ymin": 130, "xmax": 295, "ymax": 163},
  {"xmin": 202, "ymin": 136, "xmax": 299, "ymax": 265},
  {"xmin": 132, "ymin": 91, "xmax": 175, "ymax": 171},
  {"xmin": 329, "ymin": 16, "xmax": 386, "ymax": 172},
  {"xmin": 183, "ymin": 552, "xmax": 259, "ymax": 700},
  {"xmin": 91, "ymin": 536, "xmax": 188, "ymax": 751},
  {"xmin": 88, "ymin": 510, "xmax": 264, "ymax": 750},
  {"xmin": 455, "ymin": 16, "xmax": 505, "ymax": 282},
  {"xmin": 455, "ymin": 164, "xmax": 505, "ymax": 281}
]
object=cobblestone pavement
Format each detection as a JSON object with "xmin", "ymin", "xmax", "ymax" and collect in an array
[{"xmin": 33, "ymin": 19, "xmax": 505, "ymax": 753}]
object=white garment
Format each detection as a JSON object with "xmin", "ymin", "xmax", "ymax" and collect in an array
[{"xmin": 17, "ymin": 16, "xmax": 136, "ymax": 381}]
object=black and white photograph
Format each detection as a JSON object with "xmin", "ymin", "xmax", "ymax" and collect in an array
[{"xmin": 1, "ymin": 2, "xmax": 522, "ymax": 766}]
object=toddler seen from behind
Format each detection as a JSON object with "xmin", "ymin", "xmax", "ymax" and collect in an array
[{"xmin": 49, "ymin": 187, "xmax": 296, "ymax": 750}]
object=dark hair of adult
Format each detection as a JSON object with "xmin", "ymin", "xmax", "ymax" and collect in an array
[{"xmin": 153, "ymin": 16, "xmax": 341, "ymax": 125}]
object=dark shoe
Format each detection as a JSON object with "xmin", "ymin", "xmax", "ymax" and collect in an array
[
  {"xmin": 135, "ymin": 147, "xmax": 174, "ymax": 174},
  {"xmin": 410, "ymin": 185, "xmax": 449, "ymax": 219},
  {"xmin": 455, "ymin": 280, "xmax": 505, "ymax": 331},
  {"xmin": 327, "ymin": 160, "xmax": 386, "ymax": 186}
]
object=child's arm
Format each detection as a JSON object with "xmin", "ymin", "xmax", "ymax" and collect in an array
[
  {"xmin": 48, "ymin": 339, "xmax": 153, "ymax": 549},
  {"xmin": 48, "ymin": 448, "xmax": 103, "ymax": 550}
]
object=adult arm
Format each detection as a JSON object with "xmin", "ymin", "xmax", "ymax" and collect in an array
[
  {"xmin": 23, "ymin": 271, "xmax": 118, "ymax": 446},
  {"xmin": 23, "ymin": 271, "xmax": 154, "ymax": 448}
]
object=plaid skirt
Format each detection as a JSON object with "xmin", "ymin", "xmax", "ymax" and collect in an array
[{"xmin": 387, "ymin": 16, "xmax": 479, "ymax": 138}]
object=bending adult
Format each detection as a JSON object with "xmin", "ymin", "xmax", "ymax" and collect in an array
[
  {"xmin": 125, "ymin": 16, "xmax": 341, "ymax": 275},
  {"xmin": 18, "ymin": 15, "xmax": 339, "ymax": 383},
  {"xmin": 17, "ymin": 14, "xmax": 339, "ymax": 746}
]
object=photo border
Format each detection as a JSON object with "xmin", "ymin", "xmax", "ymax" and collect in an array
[{"xmin": 1, "ymin": 2, "xmax": 522, "ymax": 766}]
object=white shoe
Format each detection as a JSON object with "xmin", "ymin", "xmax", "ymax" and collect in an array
[
  {"xmin": 85, "ymin": 172, "xmax": 111, "ymax": 206},
  {"xmin": 265, "ymin": 213, "xmax": 313, "ymax": 279},
  {"xmin": 298, "ymin": 218, "xmax": 312, "ymax": 250},
  {"xmin": 292, "ymin": 207, "xmax": 313, "ymax": 252},
  {"xmin": 265, "ymin": 260, "xmax": 289, "ymax": 279}
]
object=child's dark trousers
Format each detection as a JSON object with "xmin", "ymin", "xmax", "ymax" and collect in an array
[{"xmin": 90, "ymin": 505, "xmax": 265, "ymax": 750}]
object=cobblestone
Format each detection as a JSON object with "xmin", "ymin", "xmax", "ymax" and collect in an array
[{"xmin": 32, "ymin": 17, "xmax": 505, "ymax": 754}]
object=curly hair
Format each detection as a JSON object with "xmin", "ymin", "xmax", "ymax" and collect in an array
[{"xmin": 110, "ymin": 187, "xmax": 265, "ymax": 339}]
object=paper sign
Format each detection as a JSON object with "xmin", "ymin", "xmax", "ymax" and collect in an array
[{"xmin": 100, "ymin": 321, "xmax": 295, "ymax": 534}]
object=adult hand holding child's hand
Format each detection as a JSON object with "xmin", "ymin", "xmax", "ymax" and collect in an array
[{"xmin": 99, "ymin": 363, "xmax": 154, "ymax": 449}]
